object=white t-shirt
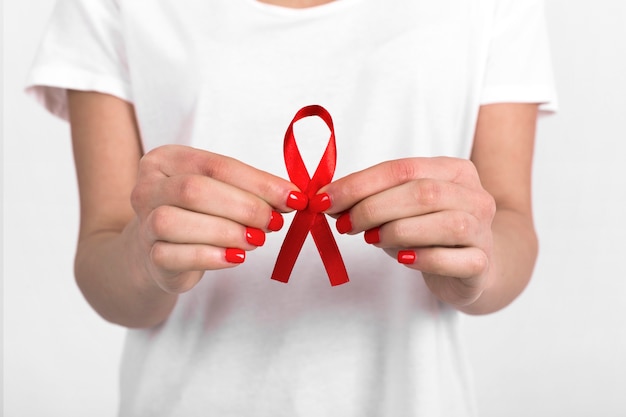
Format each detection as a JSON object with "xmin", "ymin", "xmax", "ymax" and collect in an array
[{"xmin": 27, "ymin": 0, "xmax": 557, "ymax": 416}]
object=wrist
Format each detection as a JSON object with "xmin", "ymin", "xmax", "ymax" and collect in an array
[{"xmin": 74, "ymin": 220, "xmax": 177, "ymax": 328}]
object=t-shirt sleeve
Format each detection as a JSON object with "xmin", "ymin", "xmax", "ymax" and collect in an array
[
  {"xmin": 480, "ymin": 0, "xmax": 558, "ymax": 112},
  {"xmin": 25, "ymin": 0, "xmax": 131, "ymax": 121}
]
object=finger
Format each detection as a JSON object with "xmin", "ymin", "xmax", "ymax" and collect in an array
[
  {"xmin": 367, "ymin": 210, "xmax": 485, "ymax": 249},
  {"xmin": 151, "ymin": 241, "xmax": 245, "ymax": 281},
  {"xmin": 139, "ymin": 145, "xmax": 299, "ymax": 212},
  {"xmin": 389, "ymin": 246, "xmax": 489, "ymax": 281},
  {"xmin": 137, "ymin": 174, "xmax": 281, "ymax": 231},
  {"xmin": 336, "ymin": 179, "xmax": 489, "ymax": 235},
  {"xmin": 318, "ymin": 157, "xmax": 482, "ymax": 215},
  {"xmin": 143, "ymin": 205, "xmax": 266, "ymax": 249}
]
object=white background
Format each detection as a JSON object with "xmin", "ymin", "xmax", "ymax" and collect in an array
[{"xmin": 3, "ymin": 0, "xmax": 625, "ymax": 415}]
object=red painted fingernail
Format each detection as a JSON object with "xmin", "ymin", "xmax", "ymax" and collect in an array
[
  {"xmin": 246, "ymin": 227, "xmax": 266, "ymax": 246},
  {"xmin": 286, "ymin": 191, "xmax": 308, "ymax": 210},
  {"xmin": 364, "ymin": 227, "xmax": 380, "ymax": 244},
  {"xmin": 225, "ymin": 248, "xmax": 245, "ymax": 264},
  {"xmin": 309, "ymin": 193, "xmax": 331, "ymax": 212},
  {"xmin": 268, "ymin": 211, "xmax": 284, "ymax": 232},
  {"xmin": 397, "ymin": 250, "xmax": 416, "ymax": 264},
  {"xmin": 336, "ymin": 212, "xmax": 352, "ymax": 234}
]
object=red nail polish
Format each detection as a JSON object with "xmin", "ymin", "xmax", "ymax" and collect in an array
[
  {"xmin": 246, "ymin": 227, "xmax": 266, "ymax": 246},
  {"xmin": 309, "ymin": 193, "xmax": 331, "ymax": 212},
  {"xmin": 364, "ymin": 227, "xmax": 380, "ymax": 244},
  {"xmin": 336, "ymin": 212, "xmax": 352, "ymax": 234},
  {"xmin": 286, "ymin": 191, "xmax": 308, "ymax": 210},
  {"xmin": 268, "ymin": 211, "xmax": 284, "ymax": 232},
  {"xmin": 225, "ymin": 248, "xmax": 245, "ymax": 264},
  {"xmin": 397, "ymin": 250, "xmax": 416, "ymax": 264}
]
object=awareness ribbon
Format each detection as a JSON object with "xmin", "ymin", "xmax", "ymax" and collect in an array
[{"xmin": 271, "ymin": 105, "xmax": 349, "ymax": 286}]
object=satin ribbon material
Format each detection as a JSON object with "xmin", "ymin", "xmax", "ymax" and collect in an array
[{"xmin": 272, "ymin": 105, "xmax": 349, "ymax": 286}]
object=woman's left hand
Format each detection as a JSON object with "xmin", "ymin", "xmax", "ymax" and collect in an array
[{"xmin": 313, "ymin": 157, "xmax": 496, "ymax": 308}]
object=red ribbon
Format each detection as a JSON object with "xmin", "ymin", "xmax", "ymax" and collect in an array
[{"xmin": 271, "ymin": 105, "xmax": 349, "ymax": 286}]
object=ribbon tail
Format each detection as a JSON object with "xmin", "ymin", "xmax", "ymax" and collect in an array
[
  {"xmin": 271, "ymin": 211, "xmax": 315, "ymax": 283},
  {"xmin": 310, "ymin": 214, "xmax": 349, "ymax": 286}
]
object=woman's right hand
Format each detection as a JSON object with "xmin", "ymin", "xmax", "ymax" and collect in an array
[
  {"xmin": 129, "ymin": 144, "xmax": 304, "ymax": 294},
  {"xmin": 68, "ymin": 91, "xmax": 304, "ymax": 327}
]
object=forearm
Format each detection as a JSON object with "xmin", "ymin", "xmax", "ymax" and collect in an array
[
  {"xmin": 74, "ymin": 218, "xmax": 178, "ymax": 328},
  {"xmin": 459, "ymin": 208, "xmax": 538, "ymax": 315}
]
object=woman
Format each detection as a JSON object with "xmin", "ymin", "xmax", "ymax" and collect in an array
[{"xmin": 27, "ymin": 0, "xmax": 557, "ymax": 414}]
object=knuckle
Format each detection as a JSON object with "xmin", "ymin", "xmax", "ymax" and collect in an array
[
  {"xmin": 461, "ymin": 158, "xmax": 478, "ymax": 174},
  {"xmin": 258, "ymin": 179, "xmax": 279, "ymax": 204},
  {"xmin": 147, "ymin": 206, "xmax": 174, "ymax": 238},
  {"xmin": 424, "ymin": 250, "xmax": 449, "ymax": 276},
  {"xmin": 239, "ymin": 198, "xmax": 267, "ymax": 226},
  {"xmin": 340, "ymin": 179, "xmax": 366, "ymax": 205},
  {"xmin": 478, "ymin": 192, "xmax": 496, "ymax": 220},
  {"xmin": 150, "ymin": 241, "xmax": 171, "ymax": 270},
  {"xmin": 177, "ymin": 176, "xmax": 202, "ymax": 206},
  {"xmin": 449, "ymin": 158, "xmax": 478, "ymax": 184},
  {"xmin": 388, "ymin": 159, "xmax": 417, "ymax": 183},
  {"xmin": 416, "ymin": 180, "xmax": 441, "ymax": 208},
  {"xmin": 190, "ymin": 245, "xmax": 211, "ymax": 267},
  {"xmin": 140, "ymin": 145, "xmax": 184, "ymax": 176},
  {"xmin": 130, "ymin": 183, "xmax": 147, "ymax": 212},
  {"xmin": 200, "ymin": 152, "xmax": 229, "ymax": 179},
  {"xmin": 140, "ymin": 146, "xmax": 167, "ymax": 169},
  {"xmin": 358, "ymin": 198, "xmax": 381, "ymax": 223},
  {"xmin": 449, "ymin": 212, "xmax": 472, "ymax": 242},
  {"xmin": 388, "ymin": 221, "xmax": 412, "ymax": 245},
  {"xmin": 467, "ymin": 251, "xmax": 489, "ymax": 275},
  {"xmin": 458, "ymin": 158, "xmax": 478, "ymax": 177}
]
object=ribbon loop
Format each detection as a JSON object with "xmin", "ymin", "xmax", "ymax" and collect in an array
[{"xmin": 271, "ymin": 105, "xmax": 349, "ymax": 286}]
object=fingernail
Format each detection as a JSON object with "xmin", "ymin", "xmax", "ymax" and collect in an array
[
  {"xmin": 225, "ymin": 248, "xmax": 246, "ymax": 264},
  {"xmin": 286, "ymin": 191, "xmax": 308, "ymax": 210},
  {"xmin": 397, "ymin": 250, "xmax": 416, "ymax": 264},
  {"xmin": 245, "ymin": 227, "xmax": 266, "ymax": 246},
  {"xmin": 268, "ymin": 211, "xmax": 284, "ymax": 232},
  {"xmin": 364, "ymin": 227, "xmax": 380, "ymax": 244},
  {"xmin": 336, "ymin": 212, "xmax": 352, "ymax": 234},
  {"xmin": 309, "ymin": 193, "xmax": 331, "ymax": 212}
]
